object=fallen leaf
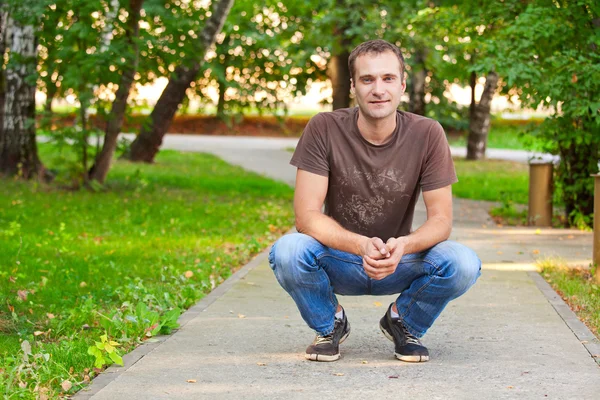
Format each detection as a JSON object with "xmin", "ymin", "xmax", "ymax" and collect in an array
[
  {"xmin": 572, "ymin": 74, "xmax": 578, "ymax": 83},
  {"xmin": 361, "ymin": 360, "xmax": 368, "ymax": 364},
  {"xmin": 238, "ymin": 314, "xmax": 246, "ymax": 319},
  {"xmin": 507, "ymin": 386, "xmax": 514, "ymax": 389},
  {"xmin": 567, "ymin": 235, "xmax": 575, "ymax": 239},
  {"xmin": 373, "ymin": 301, "xmax": 382, "ymax": 307},
  {"xmin": 535, "ymin": 229, "xmax": 542, "ymax": 235},
  {"xmin": 61, "ymin": 380, "xmax": 72, "ymax": 391},
  {"xmin": 34, "ymin": 331, "xmax": 45, "ymax": 336},
  {"xmin": 186, "ymin": 379, "xmax": 197, "ymax": 383},
  {"xmin": 333, "ymin": 373, "xmax": 344, "ymax": 376},
  {"xmin": 184, "ymin": 270, "xmax": 194, "ymax": 279},
  {"xmin": 388, "ymin": 375, "xmax": 399, "ymax": 379},
  {"xmin": 497, "ymin": 251, "xmax": 503, "ymax": 255},
  {"xmin": 532, "ymin": 249, "xmax": 540, "ymax": 255},
  {"xmin": 79, "ymin": 282, "xmax": 87, "ymax": 288},
  {"xmin": 257, "ymin": 362, "xmax": 267, "ymax": 366},
  {"xmin": 17, "ymin": 290, "xmax": 28, "ymax": 301},
  {"xmin": 18, "ymin": 381, "xmax": 26, "ymax": 388},
  {"xmin": 47, "ymin": 313, "xmax": 55, "ymax": 319}
]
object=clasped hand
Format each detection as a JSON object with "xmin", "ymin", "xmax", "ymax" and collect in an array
[{"xmin": 362, "ymin": 237, "xmax": 405, "ymax": 280}]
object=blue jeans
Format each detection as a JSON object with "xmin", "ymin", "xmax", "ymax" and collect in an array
[{"xmin": 268, "ymin": 233, "xmax": 481, "ymax": 338}]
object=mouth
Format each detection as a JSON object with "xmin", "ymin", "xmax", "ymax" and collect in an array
[{"xmin": 369, "ymin": 100, "xmax": 390, "ymax": 104}]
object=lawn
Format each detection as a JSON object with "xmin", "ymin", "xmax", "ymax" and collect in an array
[
  {"xmin": 452, "ymin": 158, "xmax": 529, "ymax": 205},
  {"xmin": 0, "ymin": 146, "xmax": 294, "ymax": 398},
  {"xmin": 447, "ymin": 123, "xmax": 534, "ymax": 150},
  {"xmin": 539, "ymin": 261, "xmax": 600, "ymax": 339}
]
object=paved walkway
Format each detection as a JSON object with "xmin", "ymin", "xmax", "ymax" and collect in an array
[{"xmin": 77, "ymin": 136, "xmax": 598, "ymax": 399}]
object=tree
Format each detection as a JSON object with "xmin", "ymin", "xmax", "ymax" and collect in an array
[
  {"xmin": 0, "ymin": 5, "xmax": 45, "ymax": 179},
  {"xmin": 88, "ymin": 0, "xmax": 144, "ymax": 183},
  {"xmin": 198, "ymin": 0, "xmax": 319, "ymax": 118},
  {"xmin": 126, "ymin": 0, "xmax": 234, "ymax": 162},
  {"xmin": 491, "ymin": 1, "xmax": 600, "ymax": 226}
]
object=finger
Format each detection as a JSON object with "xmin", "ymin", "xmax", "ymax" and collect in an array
[
  {"xmin": 363, "ymin": 260, "xmax": 391, "ymax": 277},
  {"xmin": 364, "ymin": 255, "xmax": 397, "ymax": 269},
  {"xmin": 370, "ymin": 237, "xmax": 390, "ymax": 257}
]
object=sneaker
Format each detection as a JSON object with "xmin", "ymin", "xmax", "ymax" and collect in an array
[
  {"xmin": 305, "ymin": 311, "xmax": 350, "ymax": 362},
  {"xmin": 379, "ymin": 303, "xmax": 429, "ymax": 362}
]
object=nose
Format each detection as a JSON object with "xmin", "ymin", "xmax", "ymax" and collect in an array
[{"xmin": 372, "ymin": 78, "xmax": 384, "ymax": 95}]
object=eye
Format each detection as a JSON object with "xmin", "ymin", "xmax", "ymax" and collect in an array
[{"xmin": 362, "ymin": 77, "xmax": 373, "ymax": 83}]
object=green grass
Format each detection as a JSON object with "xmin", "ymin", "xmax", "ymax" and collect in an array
[
  {"xmin": 0, "ymin": 145, "xmax": 294, "ymax": 398},
  {"xmin": 539, "ymin": 261, "xmax": 600, "ymax": 339},
  {"xmin": 453, "ymin": 158, "xmax": 529, "ymax": 204},
  {"xmin": 447, "ymin": 124, "xmax": 531, "ymax": 150}
]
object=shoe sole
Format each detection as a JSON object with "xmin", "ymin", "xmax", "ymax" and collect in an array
[
  {"xmin": 379, "ymin": 322, "xmax": 430, "ymax": 363},
  {"xmin": 304, "ymin": 327, "xmax": 351, "ymax": 362}
]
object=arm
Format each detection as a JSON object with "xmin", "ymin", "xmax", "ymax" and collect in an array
[
  {"xmin": 363, "ymin": 185, "xmax": 453, "ymax": 279},
  {"xmin": 294, "ymin": 168, "xmax": 389, "ymax": 257}
]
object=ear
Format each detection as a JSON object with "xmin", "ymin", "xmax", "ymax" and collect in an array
[{"xmin": 350, "ymin": 79, "xmax": 355, "ymax": 93}]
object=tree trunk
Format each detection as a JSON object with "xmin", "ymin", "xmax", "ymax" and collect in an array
[
  {"xmin": 89, "ymin": 0, "xmax": 144, "ymax": 183},
  {"xmin": 0, "ymin": 17, "xmax": 44, "ymax": 179},
  {"xmin": 466, "ymin": 71, "xmax": 498, "ymax": 160},
  {"xmin": 0, "ymin": 9, "xmax": 8, "ymax": 144},
  {"xmin": 127, "ymin": 0, "xmax": 234, "ymax": 162},
  {"xmin": 408, "ymin": 48, "xmax": 427, "ymax": 116},
  {"xmin": 469, "ymin": 70, "xmax": 476, "ymax": 121},
  {"xmin": 44, "ymin": 84, "xmax": 57, "ymax": 113},
  {"xmin": 329, "ymin": 52, "xmax": 351, "ymax": 110},
  {"xmin": 328, "ymin": 0, "xmax": 351, "ymax": 110}
]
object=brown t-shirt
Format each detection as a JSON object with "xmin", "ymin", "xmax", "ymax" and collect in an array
[{"xmin": 290, "ymin": 107, "xmax": 457, "ymax": 241}]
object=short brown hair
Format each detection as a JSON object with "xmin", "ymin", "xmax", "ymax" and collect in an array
[{"xmin": 348, "ymin": 39, "xmax": 405, "ymax": 82}]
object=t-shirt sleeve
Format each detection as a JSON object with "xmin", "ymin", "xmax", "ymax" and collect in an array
[
  {"xmin": 420, "ymin": 121, "xmax": 458, "ymax": 191},
  {"xmin": 290, "ymin": 114, "xmax": 330, "ymax": 177}
]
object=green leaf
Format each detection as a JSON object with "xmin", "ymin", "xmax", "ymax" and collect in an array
[{"xmin": 109, "ymin": 352, "xmax": 124, "ymax": 366}]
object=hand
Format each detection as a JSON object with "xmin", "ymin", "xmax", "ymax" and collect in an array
[
  {"xmin": 361, "ymin": 237, "xmax": 390, "ymax": 260},
  {"xmin": 363, "ymin": 237, "xmax": 407, "ymax": 280}
]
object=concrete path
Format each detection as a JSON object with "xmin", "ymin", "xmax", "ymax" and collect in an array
[
  {"xmin": 121, "ymin": 133, "xmax": 559, "ymax": 165},
  {"xmin": 77, "ymin": 136, "xmax": 599, "ymax": 399}
]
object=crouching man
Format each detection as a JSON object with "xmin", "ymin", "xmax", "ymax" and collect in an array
[{"xmin": 269, "ymin": 39, "xmax": 481, "ymax": 362}]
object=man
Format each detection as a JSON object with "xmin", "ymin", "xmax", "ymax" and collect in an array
[{"xmin": 268, "ymin": 39, "xmax": 481, "ymax": 363}]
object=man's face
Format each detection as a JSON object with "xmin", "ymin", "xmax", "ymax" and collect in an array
[{"xmin": 352, "ymin": 51, "xmax": 406, "ymax": 121}]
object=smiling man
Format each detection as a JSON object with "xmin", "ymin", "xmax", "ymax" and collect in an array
[{"xmin": 268, "ymin": 39, "xmax": 481, "ymax": 362}]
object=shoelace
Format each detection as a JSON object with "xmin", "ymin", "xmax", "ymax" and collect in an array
[
  {"xmin": 314, "ymin": 334, "xmax": 333, "ymax": 345},
  {"xmin": 398, "ymin": 321, "xmax": 421, "ymax": 345},
  {"xmin": 314, "ymin": 318, "xmax": 343, "ymax": 345}
]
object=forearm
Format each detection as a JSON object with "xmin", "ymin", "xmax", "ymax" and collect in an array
[
  {"xmin": 399, "ymin": 214, "xmax": 452, "ymax": 255},
  {"xmin": 296, "ymin": 210, "xmax": 367, "ymax": 256}
]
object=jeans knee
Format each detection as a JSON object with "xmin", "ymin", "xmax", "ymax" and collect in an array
[
  {"xmin": 434, "ymin": 241, "xmax": 481, "ymax": 297},
  {"xmin": 269, "ymin": 233, "xmax": 323, "ymax": 285}
]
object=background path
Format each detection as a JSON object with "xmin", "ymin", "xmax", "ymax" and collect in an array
[{"xmin": 77, "ymin": 136, "xmax": 599, "ymax": 399}]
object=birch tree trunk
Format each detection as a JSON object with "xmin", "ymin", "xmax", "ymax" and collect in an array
[
  {"xmin": 466, "ymin": 71, "xmax": 499, "ymax": 160},
  {"xmin": 127, "ymin": 0, "xmax": 234, "ymax": 162},
  {"xmin": 0, "ymin": 16, "xmax": 44, "ymax": 179},
  {"xmin": 88, "ymin": 0, "xmax": 144, "ymax": 183},
  {"xmin": 1, "ymin": 9, "xmax": 9, "ymax": 144}
]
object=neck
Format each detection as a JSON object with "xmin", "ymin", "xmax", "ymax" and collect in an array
[{"xmin": 357, "ymin": 111, "xmax": 397, "ymax": 145}]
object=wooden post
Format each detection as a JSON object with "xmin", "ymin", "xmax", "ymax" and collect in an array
[
  {"xmin": 593, "ymin": 174, "xmax": 600, "ymax": 283},
  {"xmin": 528, "ymin": 162, "xmax": 553, "ymax": 226}
]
